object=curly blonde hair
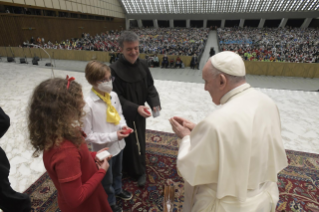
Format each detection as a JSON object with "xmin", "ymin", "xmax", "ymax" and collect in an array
[{"xmin": 28, "ymin": 78, "xmax": 85, "ymax": 157}]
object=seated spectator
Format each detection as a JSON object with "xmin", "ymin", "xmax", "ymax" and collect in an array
[
  {"xmin": 190, "ymin": 54, "xmax": 199, "ymax": 69},
  {"xmin": 175, "ymin": 56, "xmax": 182, "ymax": 68},
  {"xmin": 162, "ymin": 55, "xmax": 169, "ymax": 68},
  {"xmin": 153, "ymin": 55, "xmax": 159, "ymax": 67},
  {"xmin": 169, "ymin": 57, "xmax": 175, "ymax": 68}
]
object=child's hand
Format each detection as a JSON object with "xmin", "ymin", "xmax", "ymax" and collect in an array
[
  {"xmin": 122, "ymin": 126, "xmax": 134, "ymax": 134},
  {"xmin": 117, "ymin": 130, "xmax": 129, "ymax": 140},
  {"xmin": 96, "ymin": 158, "xmax": 109, "ymax": 171}
]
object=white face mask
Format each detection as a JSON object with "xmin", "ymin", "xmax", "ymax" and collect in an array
[{"xmin": 97, "ymin": 81, "xmax": 113, "ymax": 93}]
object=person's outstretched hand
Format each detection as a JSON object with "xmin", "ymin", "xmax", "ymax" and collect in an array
[
  {"xmin": 172, "ymin": 116, "xmax": 196, "ymax": 131},
  {"xmin": 138, "ymin": 106, "xmax": 151, "ymax": 118},
  {"xmin": 169, "ymin": 118, "xmax": 191, "ymax": 139}
]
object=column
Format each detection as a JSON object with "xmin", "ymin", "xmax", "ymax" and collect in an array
[
  {"xmin": 258, "ymin": 18, "xmax": 265, "ymax": 28},
  {"xmin": 186, "ymin": 19, "xmax": 190, "ymax": 28},
  {"xmin": 169, "ymin": 19, "xmax": 174, "ymax": 28},
  {"xmin": 137, "ymin": 19, "xmax": 143, "ymax": 28},
  {"xmin": 203, "ymin": 19, "xmax": 207, "ymax": 28},
  {"xmin": 125, "ymin": 18, "xmax": 130, "ymax": 30},
  {"xmin": 153, "ymin": 19, "xmax": 158, "ymax": 28},
  {"xmin": 221, "ymin": 19, "xmax": 225, "ymax": 28},
  {"xmin": 239, "ymin": 19, "xmax": 245, "ymax": 28},
  {"xmin": 301, "ymin": 18, "xmax": 312, "ymax": 28},
  {"xmin": 278, "ymin": 18, "xmax": 288, "ymax": 28}
]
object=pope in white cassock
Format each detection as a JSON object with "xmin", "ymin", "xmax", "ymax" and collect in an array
[{"xmin": 169, "ymin": 51, "xmax": 288, "ymax": 212}]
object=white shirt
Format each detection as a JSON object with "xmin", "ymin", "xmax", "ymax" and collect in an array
[{"xmin": 82, "ymin": 90, "xmax": 127, "ymax": 156}]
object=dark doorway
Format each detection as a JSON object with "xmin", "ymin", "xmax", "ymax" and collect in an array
[
  {"xmin": 264, "ymin": 19, "xmax": 281, "ymax": 28},
  {"xmin": 142, "ymin": 20, "xmax": 153, "ymax": 27},
  {"xmin": 174, "ymin": 20, "xmax": 186, "ymax": 27},
  {"xmin": 309, "ymin": 19, "xmax": 319, "ymax": 28},
  {"xmin": 158, "ymin": 20, "xmax": 170, "ymax": 28},
  {"xmin": 286, "ymin": 19, "xmax": 305, "ymax": 28},
  {"xmin": 207, "ymin": 20, "xmax": 221, "ymax": 28},
  {"xmin": 190, "ymin": 20, "xmax": 203, "ymax": 28},
  {"xmin": 244, "ymin": 19, "xmax": 260, "ymax": 27},
  {"xmin": 130, "ymin": 20, "xmax": 138, "ymax": 28},
  {"xmin": 225, "ymin": 20, "xmax": 240, "ymax": 27}
]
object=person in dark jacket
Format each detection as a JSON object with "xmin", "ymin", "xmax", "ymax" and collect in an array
[{"xmin": 0, "ymin": 107, "xmax": 31, "ymax": 212}]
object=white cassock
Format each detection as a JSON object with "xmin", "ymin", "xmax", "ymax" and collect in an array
[{"xmin": 177, "ymin": 83, "xmax": 288, "ymax": 212}]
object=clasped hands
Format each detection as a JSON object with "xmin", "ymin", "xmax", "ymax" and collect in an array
[{"xmin": 169, "ymin": 116, "xmax": 196, "ymax": 139}]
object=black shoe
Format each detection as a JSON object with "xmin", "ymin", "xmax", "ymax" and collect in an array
[
  {"xmin": 138, "ymin": 173, "xmax": 146, "ymax": 187},
  {"xmin": 111, "ymin": 205, "xmax": 123, "ymax": 212},
  {"xmin": 116, "ymin": 190, "xmax": 133, "ymax": 200}
]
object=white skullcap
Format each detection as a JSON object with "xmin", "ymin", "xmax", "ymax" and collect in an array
[{"xmin": 210, "ymin": 51, "xmax": 246, "ymax": 77}]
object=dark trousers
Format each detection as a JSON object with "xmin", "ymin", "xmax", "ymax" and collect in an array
[
  {"xmin": 101, "ymin": 150, "xmax": 123, "ymax": 206},
  {"xmin": 191, "ymin": 63, "xmax": 198, "ymax": 69},
  {"xmin": 0, "ymin": 147, "xmax": 31, "ymax": 212},
  {"xmin": 162, "ymin": 61, "xmax": 168, "ymax": 68}
]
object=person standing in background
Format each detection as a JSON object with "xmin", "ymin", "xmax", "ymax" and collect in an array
[{"xmin": 111, "ymin": 31, "xmax": 161, "ymax": 187}]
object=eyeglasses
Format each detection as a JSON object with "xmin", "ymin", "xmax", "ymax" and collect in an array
[{"xmin": 99, "ymin": 76, "xmax": 115, "ymax": 83}]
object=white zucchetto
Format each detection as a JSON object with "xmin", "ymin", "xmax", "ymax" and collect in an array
[{"xmin": 210, "ymin": 51, "xmax": 246, "ymax": 77}]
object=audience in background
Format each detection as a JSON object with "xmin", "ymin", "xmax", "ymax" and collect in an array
[
  {"xmin": 23, "ymin": 28, "xmax": 208, "ymax": 59},
  {"xmin": 218, "ymin": 27, "xmax": 319, "ymax": 63}
]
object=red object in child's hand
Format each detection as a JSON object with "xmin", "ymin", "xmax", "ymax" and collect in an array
[
  {"xmin": 144, "ymin": 108, "xmax": 151, "ymax": 115},
  {"xmin": 123, "ymin": 129, "xmax": 133, "ymax": 135}
]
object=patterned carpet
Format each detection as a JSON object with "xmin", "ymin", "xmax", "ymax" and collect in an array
[{"xmin": 23, "ymin": 130, "xmax": 319, "ymax": 212}]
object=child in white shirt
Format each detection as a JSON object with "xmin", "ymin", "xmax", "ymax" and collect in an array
[{"xmin": 82, "ymin": 61, "xmax": 133, "ymax": 212}]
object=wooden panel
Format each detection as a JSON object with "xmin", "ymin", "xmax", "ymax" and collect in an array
[
  {"xmin": 2, "ymin": 47, "xmax": 318, "ymax": 76},
  {"xmin": 1, "ymin": 0, "xmax": 13, "ymax": 2},
  {"xmin": 0, "ymin": 14, "xmax": 124, "ymax": 47}
]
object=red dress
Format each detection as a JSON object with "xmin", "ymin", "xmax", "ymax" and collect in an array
[{"xmin": 43, "ymin": 140, "xmax": 112, "ymax": 212}]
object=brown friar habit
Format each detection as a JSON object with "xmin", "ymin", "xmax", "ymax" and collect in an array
[{"xmin": 110, "ymin": 56, "xmax": 161, "ymax": 178}]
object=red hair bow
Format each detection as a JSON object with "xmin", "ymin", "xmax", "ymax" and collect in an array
[{"xmin": 66, "ymin": 75, "xmax": 75, "ymax": 89}]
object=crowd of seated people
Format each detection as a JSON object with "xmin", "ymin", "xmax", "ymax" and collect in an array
[
  {"xmin": 22, "ymin": 28, "xmax": 208, "ymax": 57},
  {"xmin": 217, "ymin": 27, "xmax": 319, "ymax": 63},
  {"xmin": 20, "ymin": 28, "xmax": 208, "ymax": 68},
  {"xmin": 22, "ymin": 31, "xmax": 122, "ymax": 53},
  {"xmin": 132, "ymin": 28, "xmax": 209, "ymax": 58}
]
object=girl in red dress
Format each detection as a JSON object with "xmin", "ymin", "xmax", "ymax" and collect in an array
[{"xmin": 27, "ymin": 77, "xmax": 112, "ymax": 212}]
